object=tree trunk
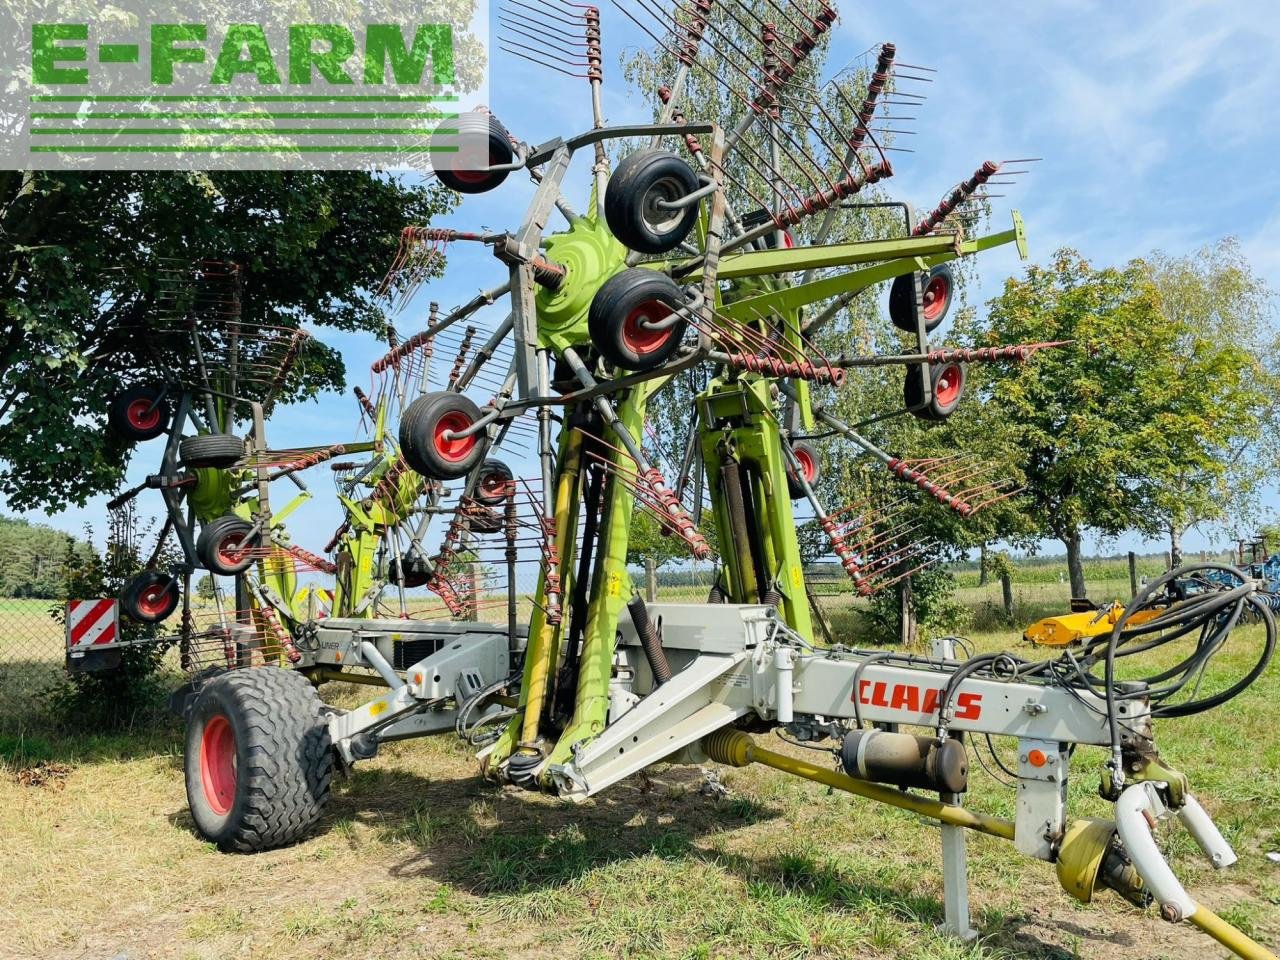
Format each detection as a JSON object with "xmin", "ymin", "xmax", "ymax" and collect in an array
[
  {"xmin": 645, "ymin": 558, "xmax": 657, "ymax": 602},
  {"xmin": 978, "ymin": 542, "xmax": 989, "ymax": 586},
  {"xmin": 1064, "ymin": 530, "xmax": 1087, "ymax": 599},
  {"xmin": 1169, "ymin": 523, "xmax": 1184, "ymax": 570},
  {"xmin": 899, "ymin": 576, "xmax": 918, "ymax": 646},
  {"xmin": 1128, "ymin": 551, "xmax": 1138, "ymax": 599},
  {"xmin": 1001, "ymin": 570, "xmax": 1014, "ymax": 621}
]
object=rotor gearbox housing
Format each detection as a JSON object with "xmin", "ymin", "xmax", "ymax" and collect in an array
[{"xmin": 535, "ymin": 216, "xmax": 628, "ymax": 354}]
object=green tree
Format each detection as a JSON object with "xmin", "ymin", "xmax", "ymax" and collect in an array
[
  {"xmin": 1137, "ymin": 240, "xmax": 1278, "ymax": 566},
  {"xmin": 971, "ymin": 246, "xmax": 1275, "ymax": 598},
  {"xmin": 0, "ymin": 515, "xmax": 93, "ymax": 597},
  {"xmin": 0, "ymin": 170, "xmax": 455, "ymax": 512},
  {"xmin": 195, "ymin": 574, "xmax": 216, "ymax": 601}
]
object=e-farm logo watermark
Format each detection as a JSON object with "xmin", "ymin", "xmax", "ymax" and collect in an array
[{"xmin": 0, "ymin": 0, "xmax": 489, "ymax": 169}]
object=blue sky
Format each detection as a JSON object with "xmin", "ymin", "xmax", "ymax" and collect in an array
[{"xmin": 16, "ymin": 0, "xmax": 1280, "ymax": 560}]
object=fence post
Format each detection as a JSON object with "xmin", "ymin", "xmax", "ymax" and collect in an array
[
  {"xmin": 1128, "ymin": 551, "xmax": 1138, "ymax": 599},
  {"xmin": 645, "ymin": 558, "xmax": 657, "ymax": 602},
  {"xmin": 467, "ymin": 562, "xmax": 480, "ymax": 622},
  {"xmin": 900, "ymin": 576, "xmax": 918, "ymax": 645},
  {"xmin": 1001, "ymin": 571, "xmax": 1014, "ymax": 621}
]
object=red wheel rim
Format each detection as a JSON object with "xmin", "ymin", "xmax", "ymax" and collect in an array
[
  {"xmin": 200, "ymin": 714, "xmax": 237, "ymax": 816},
  {"xmin": 795, "ymin": 448, "xmax": 816, "ymax": 483},
  {"xmin": 447, "ymin": 148, "xmax": 502, "ymax": 185},
  {"xmin": 433, "ymin": 410, "xmax": 478, "ymax": 463},
  {"xmin": 922, "ymin": 274, "xmax": 950, "ymax": 322},
  {"xmin": 126, "ymin": 398, "xmax": 160, "ymax": 431},
  {"xmin": 137, "ymin": 581, "xmax": 172, "ymax": 617},
  {"xmin": 621, "ymin": 300, "xmax": 674, "ymax": 355},
  {"xmin": 934, "ymin": 364, "xmax": 963, "ymax": 407},
  {"xmin": 217, "ymin": 531, "xmax": 248, "ymax": 567},
  {"xmin": 480, "ymin": 472, "xmax": 511, "ymax": 498}
]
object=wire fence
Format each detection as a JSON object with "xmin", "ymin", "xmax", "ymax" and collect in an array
[{"xmin": 0, "ymin": 554, "xmax": 1179, "ymax": 731}]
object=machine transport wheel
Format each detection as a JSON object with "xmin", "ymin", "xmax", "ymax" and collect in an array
[
  {"xmin": 786, "ymin": 441, "xmax": 821, "ymax": 500},
  {"xmin": 120, "ymin": 569, "xmax": 180, "ymax": 623},
  {"xmin": 197, "ymin": 515, "xmax": 258, "ymax": 575},
  {"xmin": 903, "ymin": 361, "xmax": 966, "ymax": 421},
  {"xmin": 400, "ymin": 392, "xmax": 486, "ymax": 480},
  {"xmin": 107, "ymin": 384, "xmax": 171, "ymax": 442},
  {"xmin": 474, "ymin": 458, "xmax": 515, "ymax": 506},
  {"xmin": 184, "ymin": 666, "xmax": 333, "ymax": 852},
  {"xmin": 179, "ymin": 433, "xmax": 245, "ymax": 469},
  {"xmin": 432, "ymin": 112, "xmax": 515, "ymax": 194},
  {"xmin": 588, "ymin": 269, "xmax": 689, "ymax": 372},
  {"xmin": 605, "ymin": 149, "xmax": 701, "ymax": 254},
  {"xmin": 889, "ymin": 263, "xmax": 955, "ymax": 334}
]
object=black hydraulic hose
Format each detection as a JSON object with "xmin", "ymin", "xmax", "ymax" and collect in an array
[
  {"xmin": 1103, "ymin": 563, "xmax": 1276, "ymax": 760},
  {"xmin": 551, "ymin": 459, "xmax": 606, "ymax": 725},
  {"xmin": 738, "ymin": 462, "xmax": 771, "ymax": 604}
]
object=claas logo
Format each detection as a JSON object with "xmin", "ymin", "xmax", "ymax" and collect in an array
[{"xmin": 853, "ymin": 680, "xmax": 983, "ymax": 721}]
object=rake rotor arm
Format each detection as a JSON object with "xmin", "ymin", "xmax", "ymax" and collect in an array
[{"xmin": 704, "ymin": 212, "xmax": 1027, "ymax": 324}]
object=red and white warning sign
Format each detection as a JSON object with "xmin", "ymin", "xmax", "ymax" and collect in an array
[{"xmin": 66, "ymin": 599, "xmax": 119, "ymax": 651}]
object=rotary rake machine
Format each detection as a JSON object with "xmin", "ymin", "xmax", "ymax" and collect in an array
[
  {"xmin": 99, "ymin": 259, "xmax": 393, "ymax": 673},
  {"xmin": 178, "ymin": 3, "xmax": 1277, "ymax": 957}
]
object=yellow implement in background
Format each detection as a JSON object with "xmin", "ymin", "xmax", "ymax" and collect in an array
[{"xmin": 1024, "ymin": 601, "xmax": 1163, "ymax": 647}]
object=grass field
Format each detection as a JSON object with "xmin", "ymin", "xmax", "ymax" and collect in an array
[{"xmin": 1, "ymin": 568, "xmax": 1278, "ymax": 960}]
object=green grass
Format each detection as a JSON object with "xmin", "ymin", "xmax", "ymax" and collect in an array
[{"xmin": 0, "ymin": 564, "xmax": 1277, "ymax": 959}]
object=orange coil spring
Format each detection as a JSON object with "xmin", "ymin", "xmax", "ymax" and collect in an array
[
  {"xmin": 820, "ymin": 516, "xmax": 870, "ymax": 596},
  {"xmin": 642, "ymin": 468, "xmax": 711, "ymax": 559},
  {"xmin": 722, "ymin": 352, "xmax": 845, "ymax": 386},
  {"xmin": 887, "ymin": 459, "xmax": 972, "ymax": 515}
]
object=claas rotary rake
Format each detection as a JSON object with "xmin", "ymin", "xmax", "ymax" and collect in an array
[{"xmin": 174, "ymin": 4, "xmax": 1277, "ymax": 957}]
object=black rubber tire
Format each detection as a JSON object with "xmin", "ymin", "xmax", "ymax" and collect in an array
[
  {"xmin": 107, "ymin": 384, "xmax": 171, "ymax": 442},
  {"xmin": 605, "ymin": 149, "xmax": 701, "ymax": 254},
  {"xmin": 904, "ymin": 361, "xmax": 967, "ymax": 421},
  {"xmin": 786, "ymin": 441, "xmax": 820, "ymax": 500},
  {"xmin": 197, "ymin": 515, "xmax": 258, "ymax": 575},
  {"xmin": 708, "ymin": 583, "xmax": 728, "ymax": 604},
  {"xmin": 120, "ymin": 569, "xmax": 180, "ymax": 623},
  {"xmin": 474, "ymin": 458, "xmax": 515, "ymax": 506},
  {"xmin": 179, "ymin": 433, "xmax": 244, "ymax": 469},
  {"xmin": 399, "ymin": 392, "xmax": 486, "ymax": 480},
  {"xmin": 889, "ymin": 263, "xmax": 954, "ymax": 334},
  {"xmin": 184, "ymin": 666, "xmax": 332, "ymax": 852},
  {"xmin": 389, "ymin": 553, "xmax": 431, "ymax": 588},
  {"xmin": 588, "ymin": 269, "xmax": 689, "ymax": 372},
  {"xmin": 433, "ymin": 113, "xmax": 514, "ymax": 194}
]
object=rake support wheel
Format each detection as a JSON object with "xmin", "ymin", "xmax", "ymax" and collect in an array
[
  {"xmin": 432, "ymin": 112, "xmax": 515, "ymax": 195},
  {"xmin": 787, "ymin": 442, "xmax": 821, "ymax": 500},
  {"xmin": 605, "ymin": 149, "xmax": 701, "ymax": 254},
  {"xmin": 120, "ymin": 569, "xmax": 180, "ymax": 623},
  {"xmin": 107, "ymin": 384, "xmax": 171, "ymax": 442},
  {"xmin": 474, "ymin": 458, "xmax": 515, "ymax": 506},
  {"xmin": 400, "ymin": 392, "xmax": 486, "ymax": 480},
  {"xmin": 890, "ymin": 264, "xmax": 955, "ymax": 334},
  {"xmin": 180, "ymin": 433, "xmax": 245, "ymax": 470},
  {"xmin": 197, "ymin": 515, "xmax": 258, "ymax": 575},
  {"xmin": 588, "ymin": 269, "xmax": 689, "ymax": 372},
  {"xmin": 904, "ymin": 361, "xmax": 967, "ymax": 421},
  {"xmin": 185, "ymin": 666, "xmax": 332, "ymax": 852}
]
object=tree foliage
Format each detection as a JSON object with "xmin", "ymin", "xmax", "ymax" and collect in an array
[
  {"xmin": 971, "ymin": 245, "xmax": 1276, "ymax": 595},
  {"xmin": 0, "ymin": 170, "xmax": 455, "ymax": 511},
  {"xmin": 0, "ymin": 514, "xmax": 93, "ymax": 597},
  {"xmin": 1137, "ymin": 240, "xmax": 1278, "ymax": 561}
]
